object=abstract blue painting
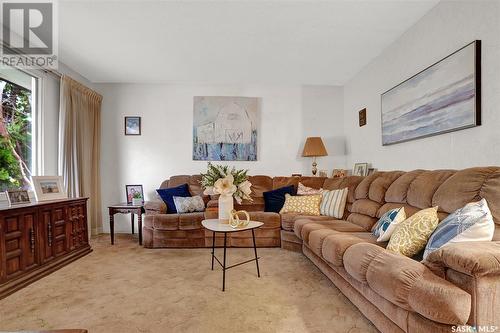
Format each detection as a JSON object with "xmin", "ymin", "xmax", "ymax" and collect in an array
[
  {"xmin": 193, "ymin": 96, "xmax": 258, "ymax": 161},
  {"xmin": 381, "ymin": 41, "xmax": 480, "ymax": 145}
]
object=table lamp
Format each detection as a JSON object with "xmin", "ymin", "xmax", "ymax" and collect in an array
[{"xmin": 302, "ymin": 137, "xmax": 328, "ymax": 176}]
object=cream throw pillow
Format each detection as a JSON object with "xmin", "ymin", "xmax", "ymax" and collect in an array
[
  {"xmin": 280, "ymin": 194, "xmax": 322, "ymax": 216},
  {"xmin": 297, "ymin": 182, "xmax": 323, "ymax": 195},
  {"xmin": 320, "ymin": 188, "xmax": 348, "ymax": 219},
  {"xmin": 386, "ymin": 206, "xmax": 439, "ymax": 257}
]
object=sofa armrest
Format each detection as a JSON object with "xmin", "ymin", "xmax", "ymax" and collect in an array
[
  {"xmin": 144, "ymin": 200, "xmax": 167, "ymax": 215},
  {"xmin": 424, "ymin": 241, "xmax": 500, "ymax": 278}
]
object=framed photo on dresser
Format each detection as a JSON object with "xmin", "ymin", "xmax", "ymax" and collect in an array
[{"xmin": 32, "ymin": 176, "xmax": 67, "ymax": 202}]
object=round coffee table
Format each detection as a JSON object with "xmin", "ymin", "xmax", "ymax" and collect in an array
[{"xmin": 202, "ymin": 219, "xmax": 263, "ymax": 291}]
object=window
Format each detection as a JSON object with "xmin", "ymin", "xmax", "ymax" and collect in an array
[{"xmin": 0, "ymin": 69, "xmax": 37, "ymax": 191}]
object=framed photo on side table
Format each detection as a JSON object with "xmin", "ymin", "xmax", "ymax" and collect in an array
[
  {"xmin": 32, "ymin": 176, "xmax": 67, "ymax": 201},
  {"xmin": 353, "ymin": 163, "xmax": 369, "ymax": 177},
  {"xmin": 126, "ymin": 184, "xmax": 144, "ymax": 204}
]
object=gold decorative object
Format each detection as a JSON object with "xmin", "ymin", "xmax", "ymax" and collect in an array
[{"xmin": 228, "ymin": 209, "xmax": 250, "ymax": 229}]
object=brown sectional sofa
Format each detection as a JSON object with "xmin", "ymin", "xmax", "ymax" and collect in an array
[{"xmin": 143, "ymin": 167, "xmax": 500, "ymax": 332}]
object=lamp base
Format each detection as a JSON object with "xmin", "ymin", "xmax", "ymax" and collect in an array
[{"xmin": 312, "ymin": 160, "xmax": 318, "ymax": 176}]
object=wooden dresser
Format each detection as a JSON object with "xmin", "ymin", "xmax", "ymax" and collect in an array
[{"xmin": 0, "ymin": 197, "xmax": 91, "ymax": 299}]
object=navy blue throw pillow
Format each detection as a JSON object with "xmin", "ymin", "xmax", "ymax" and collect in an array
[
  {"xmin": 157, "ymin": 184, "xmax": 191, "ymax": 214},
  {"xmin": 263, "ymin": 185, "xmax": 296, "ymax": 213}
]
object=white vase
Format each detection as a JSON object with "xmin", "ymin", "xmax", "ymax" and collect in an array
[
  {"xmin": 218, "ymin": 194, "xmax": 234, "ymax": 223},
  {"xmin": 132, "ymin": 198, "xmax": 142, "ymax": 206}
]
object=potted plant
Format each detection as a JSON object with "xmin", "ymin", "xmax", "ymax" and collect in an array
[
  {"xmin": 132, "ymin": 192, "xmax": 143, "ymax": 206},
  {"xmin": 201, "ymin": 163, "xmax": 252, "ymax": 222}
]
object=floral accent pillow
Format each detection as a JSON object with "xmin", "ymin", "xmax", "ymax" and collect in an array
[
  {"xmin": 297, "ymin": 182, "xmax": 323, "ymax": 195},
  {"xmin": 173, "ymin": 196, "xmax": 205, "ymax": 214},
  {"xmin": 387, "ymin": 206, "xmax": 439, "ymax": 257},
  {"xmin": 279, "ymin": 194, "xmax": 322, "ymax": 216}
]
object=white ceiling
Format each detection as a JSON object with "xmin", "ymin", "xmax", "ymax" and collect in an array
[{"xmin": 59, "ymin": 0, "xmax": 439, "ymax": 85}]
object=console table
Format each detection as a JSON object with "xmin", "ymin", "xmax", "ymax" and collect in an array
[
  {"xmin": 108, "ymin": 203, "xmax": 144, "ymax": 245},
  {"xmin": 0, "ymin": 197, "xmax": 91, "ymax": 299}
]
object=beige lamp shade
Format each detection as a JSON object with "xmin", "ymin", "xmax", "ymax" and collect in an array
[{"xmin": 302, "ymin": 137, "xmax": 328, "ymax": 157}]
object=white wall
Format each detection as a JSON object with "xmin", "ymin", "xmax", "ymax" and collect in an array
[
  {"xmin": 97, "ymin": 83, "xmax": 344, "ymax": 232},
  {"xmin": 343, "ymin": 0, "xmax": 500, "ymax": 171}
]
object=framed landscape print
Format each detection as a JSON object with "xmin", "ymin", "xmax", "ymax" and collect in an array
[
  {"xmin": 193, "ymin": 96, "xmax": 258, "ymax": 161},
  {"xmin": 125, "ymin": 116, "xmax": 141, "ymax": 135},
  {"xmin": 381, "ymin": 40, "xmax": 481, "ymax": 145},
  {"xmin": 31, "ymin": 176, "xmax": 67, "ymax": 201}
]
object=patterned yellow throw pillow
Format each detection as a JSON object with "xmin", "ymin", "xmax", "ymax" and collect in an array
[
  {"xmin": 386, "ymin": 206, "xmax": 439, "ymax": 257},
  {"xmin": 279, "ymin": 194, "xmax": 321, "ymax": 216}
]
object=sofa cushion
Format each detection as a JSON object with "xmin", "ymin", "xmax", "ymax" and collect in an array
[
  {"xmin": 247, "ymin": 175, "xmax": 273, "ymax": 197},
  {"xmin": 272, "ymin": 176, "xmax": 299, "ymax": 191},
  {"xmin": 322, "ymin": 232, "xmax": 379, "ymax": 267},
  {"xmin": 346, "ymin": 213, "xmax": 378, "ymax": 231},
  {"xmin": 263, "ymin": 185, "xmax": 295, "ymax": 213},
  {"xmin": 280, "ymin": 213, "xmax": 332, "ymax": 231},
  {"xmin": 368, "ymin": 171, "xmax": 404, "ymax": 204},
  {"xmin": 406, "ymin": 170, "xmax": 455, "ymax": 209},
  {"xmin": 294, "ymin": 219, "xmax": 365, "ymax": 242},
  {"xmin": 346, "ymin": 243, "xmax": 471, "ymax": 325},
  {"xmin": 149, "ymin": 214, "xmax": 180, "ymax": 230},
  {"xmin": 424, "ymin": 199, "xmax": 494, "ymax": 260},
  {"xmin": 178, "ymin": 212, "xmax": 205, "ymax": 230},
  {"xmin": 235, "ymin": 197, "xmax": 265, "ymax": 211},
  {"xmin": 280, "ymin": 194, "xmax": 321, "ymax": 216},
  {"xmin": 320, "ymin": 188, "xmax": 348, "ymax": 218},
  {"xmin": 350, "ymin": 199, "xmax": 380, "ymax": 217},
  {"xmin": 308, "ymin": 229, "xmax": 338, "ymax": 257},
  {"xmin": 157, "ymin": 183, "xmax": 191, "ymax": 214},
  {"xmin": 384, "ymin": 170, "xmax": 425, "ymax": 204},
  {"xmin": 387, "ymin": 207, "xmax": 439, "ymax": 257}
]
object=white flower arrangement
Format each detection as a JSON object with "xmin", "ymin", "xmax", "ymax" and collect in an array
[{"xmin": 201, "ymin": 163, "xmax": 253, "ymax": 204}]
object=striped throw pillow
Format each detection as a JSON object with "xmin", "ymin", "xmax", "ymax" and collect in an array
[{"xmin": 320, "ymin": 188, "xmax": 348, "ymax": 218}]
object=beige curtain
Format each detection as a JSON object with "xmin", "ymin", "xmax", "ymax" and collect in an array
[{"xmin": 59, "ymin": 75, "xmax": 102, "ymax": 236}]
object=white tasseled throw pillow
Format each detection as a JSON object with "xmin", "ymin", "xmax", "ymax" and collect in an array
[{"xmin": 320, "ymin": 188, "xmax": 348, "ymax": 219}]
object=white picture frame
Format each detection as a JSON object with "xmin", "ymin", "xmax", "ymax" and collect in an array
[{"xmin": 31, "ymin": 176, "xmax": 67, "ymax": 202}]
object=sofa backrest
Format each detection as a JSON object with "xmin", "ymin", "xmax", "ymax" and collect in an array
[
  {"xmin": 345, "ymin": 167, "xmax": 500, "ymax": 239},
  {"xmin": 159, "ymin": 168, "xmax": 500, "ymax": 239}
]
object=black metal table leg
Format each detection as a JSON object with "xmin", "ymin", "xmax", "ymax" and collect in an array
[
  {"xmin": 252, "ymin": 229, "xmax": 260, "ymax": 278},
  {"xmin": 222, "ymin": 232, "xmax": 227, "ymax": 291},
  {"xmin": 131, "ymin": 213, "xmax": 135, "ymax": 234},
  {"xmin": 211, "ymin": 231, "xmax": 215, "ymax": 270}
]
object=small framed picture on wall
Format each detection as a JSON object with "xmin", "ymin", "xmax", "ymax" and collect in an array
[{"xmin": 125, "ymin": 116, "xmax": 141, "ymax": 135}]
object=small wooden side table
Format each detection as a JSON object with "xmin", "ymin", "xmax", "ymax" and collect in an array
[{"xmin": 108, "ymin": 203, "xmax": 145, "ymax": 245}]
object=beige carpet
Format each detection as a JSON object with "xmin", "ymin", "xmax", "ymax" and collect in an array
[{"xmin": 0, "ymin": 234, "xmax": 377, "ymax": 333}]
